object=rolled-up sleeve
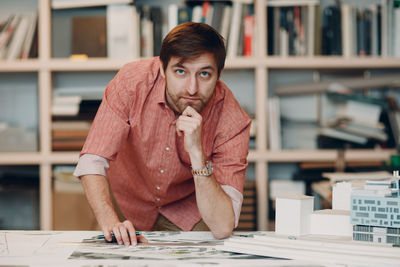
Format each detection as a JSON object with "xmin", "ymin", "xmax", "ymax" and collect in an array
[
  {"xmin": 221, "ymin": 185, "xmax": 243, "ymax": 228},
  {"xmin": 73, "ymin": 153, "xmax": 110, "ymax": 178}
]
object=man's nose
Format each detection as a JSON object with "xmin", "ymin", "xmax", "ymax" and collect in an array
[{"xmin": 187, "ymin": 75, "xmax": 198, "ymax": 95}]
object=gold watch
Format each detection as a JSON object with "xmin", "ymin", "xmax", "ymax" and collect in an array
[{"xmin": 191, "ymin": 161, "xmax": 213, "ymax": 177}]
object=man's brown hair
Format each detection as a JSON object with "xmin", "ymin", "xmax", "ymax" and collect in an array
[{"xmin": 159, "ymin": 22, "xmax": 226, "ymax": 76}]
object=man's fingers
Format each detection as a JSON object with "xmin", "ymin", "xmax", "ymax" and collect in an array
[
  {"xmin": 119, "ymin": 225, "xmax": 131, "ymax": 246},
  {"xmin": 112, "ymin": 226, "xmax": 123, "ymax": 245},
  {"xmin": 123, "ymin": 220, "xmax": 138, "ymax": 246},
  {"xmin": 182, "ymin": 106, "xmax": 201, "ymax": 119},
  {"xmin": 103, "ymin": 229, "xmax": 113, "ymax": 242},
  {"xmin": 176, "ymin": 120, "xmax": 195, "ymax": 134},
  {"xmin": 137, "ymin": 235, "xmax": 148, "ymax": 243}
]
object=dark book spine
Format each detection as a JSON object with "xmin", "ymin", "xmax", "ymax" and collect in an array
[
  {"xmin": 150, "ymin": 7, "xmax": 162, "ymax": 57},
  {"xmin": 267, "ymin": 6, "xmax": 274, "ymax": 55}
]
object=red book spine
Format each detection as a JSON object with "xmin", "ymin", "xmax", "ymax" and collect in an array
[{"xmin": 243, "ymin": 14, "xmax": 254, "ymax": 56}]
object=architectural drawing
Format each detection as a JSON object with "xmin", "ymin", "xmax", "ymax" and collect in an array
[
  {"xmin": 350, "ymin": 171, "xmax": 400, "ymax": 245},
  {"xmin": 0, "ymin": 232, "xmax": 7, "ymax": 255},
  {"xmin": 0, "ymin": 230, "xmax": 326, "ymax": 266}
]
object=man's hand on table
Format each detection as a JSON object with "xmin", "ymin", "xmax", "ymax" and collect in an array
[{"xmin": 102, "ymin": 219, "xmax": 148, "ymax": 246}]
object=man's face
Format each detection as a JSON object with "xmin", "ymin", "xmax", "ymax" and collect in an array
[{"xmin": 160, "ymin": 53, "xmax": 219, "ymax": 114}]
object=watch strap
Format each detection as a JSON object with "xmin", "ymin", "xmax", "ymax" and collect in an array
[{"xmin": 191, "ymin": 161, "xmax": 213, "ymax": 176}]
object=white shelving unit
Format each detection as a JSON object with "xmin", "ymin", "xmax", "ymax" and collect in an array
[{"xmin": 0, "ymin": 0, "xmax": 399, "ymax": 231}]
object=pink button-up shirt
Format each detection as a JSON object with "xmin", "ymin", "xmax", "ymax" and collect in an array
[{"xmin": 74, "ymin": 57, "xmax": 251, "ymax": 231}]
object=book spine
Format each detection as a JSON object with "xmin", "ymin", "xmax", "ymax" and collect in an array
[{"xmin": 243, "ymin": 10, "xmax": 255, "ymax": 56}]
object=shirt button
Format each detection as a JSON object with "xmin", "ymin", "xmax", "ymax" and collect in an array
[
  {"xmin": 165, "ymin": 147, "xmax": 170, "ymax": 151},
  {"xmin": 156, "ymin": 197, "xmax": 160, "ymax": 202},
  {"xmin": 160, "ymin": 169, "xmax": 164, "ymax": 174},
  {"xmin": 156, "ymin": 186, "xmax": 161, "ymax": 190}
]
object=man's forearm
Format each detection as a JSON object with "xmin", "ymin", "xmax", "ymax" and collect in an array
[
  {"xmin": 81, "ymin": 174, "xmax": 120, "ymax": 228},
  {"xmin": 194, "ymin": 173, "xmax": 235, "ymax": 239}
]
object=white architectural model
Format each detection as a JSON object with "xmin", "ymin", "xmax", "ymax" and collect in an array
[
  {"xmin": 276, "ymin": 182, "xmax": 354, "ymax": 237},
  {"xmin": 275, "ymin": 171, "xmax": 400, "ymax": 245},
  {"xmin": 275, "ymin": 193, "xmax": 313, "ymax": 236}
]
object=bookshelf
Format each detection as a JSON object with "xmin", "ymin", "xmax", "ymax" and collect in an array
[{"xmin": 0, "ymin": 0, "xmax": 399, "ymax": 231}]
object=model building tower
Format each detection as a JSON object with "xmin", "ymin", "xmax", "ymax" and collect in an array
[{"xmin": 351, "ymin": 171, "xmax": 400, "ymax": 245}]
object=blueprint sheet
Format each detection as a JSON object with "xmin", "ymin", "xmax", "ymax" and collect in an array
[{"xmin": 0, "ymin": 231, "xmax": 327, "ymax": 267}]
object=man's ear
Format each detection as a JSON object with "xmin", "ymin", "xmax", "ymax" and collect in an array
[{"xmin": 159, "ymin": 62, "xmax": 165, "ymax": 78}]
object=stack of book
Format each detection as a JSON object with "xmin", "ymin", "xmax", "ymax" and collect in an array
[
  {"xmin": 237, "ymin": 180, "xmax": 257, "ymax": 231},
  {"xmin": 0, "ymin": 13, "xmax": 38, "ymax": 60},
  {"xmin": 52, "ymin": 120, "xmax": 91, "ymax": 151},
  {"xmin": 318, "ymin": 92, "xmax": 388, "ymax": 149},
  {"xmin": 51, "ymin": 86, "xmax": 102, "ymax": 151}
]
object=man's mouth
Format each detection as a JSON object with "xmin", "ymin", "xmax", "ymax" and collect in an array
[{"xmin": 182, "ymin": 97, "xmax": 199, "ymax": 103}]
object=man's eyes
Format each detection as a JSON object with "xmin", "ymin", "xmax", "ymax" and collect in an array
[
  {"xmin": 200, "ymin": 71, "xmax": 210, "ymax": 78},
  {"xmin": 173, "ymin": 69, "xmax": 211, "ymax": 77}
]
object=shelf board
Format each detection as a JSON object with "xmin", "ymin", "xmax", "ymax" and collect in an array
[
  {"xmin": 265, "ymin": 149, "xmax": 338, "ymax": 162},
  {"xmin": 49, "ymin": 58, "xmax": 128, "ymax": 71},
  {"xmin": 49, "ymin": 152, "xmax": 80, "ymax": 164},
  {"xmin": 0, "ymin": 59, "xmax": 41, "ymax": 72},
  {"xmin": 264, "ymin": 56, "xmax": 400, "ymax": 69},
  {"xmin": 345, "ymin": 149, "xmax": 397, "ymax": 161},
  {"xmin": 51, "ymin": 57, "xmax": 261, "ymax": 71},
  {"xmin": 0, "ymin": 149, "xmax": 394, "ymax": 165},
  {"xmin": 1, "ymin": 57, "xmax": 399, "ymax": 72},
  {"xmin": 0, "ymin": 152, "xmax": 42, "ymax": 164}
]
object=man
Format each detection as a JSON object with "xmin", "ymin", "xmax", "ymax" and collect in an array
[{"xmin": 74, "ymin": 22, "xmax": 251, "ymax": 246}]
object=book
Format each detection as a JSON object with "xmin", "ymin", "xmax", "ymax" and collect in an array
[
  {"xmin": 191, "ymin": 5, "xmax": 202, "ymax": 23},
  {"xmin": 52, "ymin": 95, "xmax": 82, "ymax": 116},
  {"xmin": 268, "ymin": 96, "xmax": 281, "ymax": 150},
  {"xmin": 211, "ymin": 3, "xmax": 225, "ymax": 32},
  {"xmin": 318, "ymin": 127, "xmax": 368, "ymax": 145},
  {"xmin": 237, "ymin": 181, "xmax": 257, "ymax": 231},
  {"xmin": 20, "ymin": 13, "xmax": 38, "ymax": 59},
  {"xmin": 150, "ymin": 7, "xmax": 162, "ymax": 57},
  {"xmin": 52, "ymin": 120, "xmax": 92, "ymax": 131},
  {"xmin": 0, "ymin": 15, "xmax": 17, "ymax": 58},
  {"xmin": 6, "ymin": 14, "xmax": 30, "ymax": 60},
  {"xmin": 107, "ymin": 4, "xmax": 139, "ymax": 59},
  {"xmin": 243, "ymin": 6, "xmax": 255, "ymax": 56},
  {"xmin": 321, "ymin": 5, "xmax": 341, "ymax": 55},
  {"xmin": 140, "ymin": 6, "xmax": 154, "ymax": 58},
  {"xmin": 220, "ymin": 5, "xmax": 232, "ymax": 41},
  {"xmin": 178, "ymin": 6, "xmax": 192, "ymax": 25},
  {"xmin": 227, "ymin": 1, "xmax": 242, "ymax": 58},
  {"xmin": 72, "ymin": 16, "xmax": 107, "ymax": 57},
  {"xmin": 394, "ymin": 5, "xmax": 400, "ymax": 57},
  {"xmin": 168, "ymin": 4, "xmax": 178, "ymax": 32},
  {"xmin": 330, "ymin": 119, "xmax": 387, "ymax": 142},
  {"xmin": 52, "ymin": 139, "xmax": 86, "ymax": 151},
  {"xmin": 341, "ymin": 3, "xmax": 353, "ymax": 57}
]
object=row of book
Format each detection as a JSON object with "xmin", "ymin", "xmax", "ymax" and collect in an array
[
  {"xmin": 319, "ymin": 4, "xmax": 383, "ymax": 56},
  {"xmin": 0, "ymin": 13, "xmax": 38, "ymax": 60},
  {"xmin": 268, "ymin": 1, "xmax": 400, "ymax": 57},
  {"xmin": 267, "ymin": 4, "xmax": 312, "ymax": 56},
  {"xmin": 72, "ymin": 1, "xmax": 255, "ymax": 59}
]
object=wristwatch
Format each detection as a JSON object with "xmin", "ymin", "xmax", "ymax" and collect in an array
[{"xmin": 191, "ymin": 161, "xmax": 213, "ymax": 177}]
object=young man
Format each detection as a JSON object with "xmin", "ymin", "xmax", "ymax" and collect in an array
[{"xmin": 74, "ymin": 22, "xmax": 251, "ymax": 246}]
